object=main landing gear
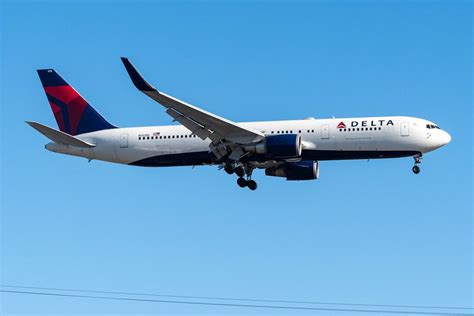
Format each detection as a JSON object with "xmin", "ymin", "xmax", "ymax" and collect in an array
[
  {"xmin": 237, "ymin": 177, "xmax": 257, "ymax": 190},
  {"xmin": 412, "ymin": 154, "xmax": 422, "ymax": 174},
  {"xmin": 224, "ymin": 163, "xmax": 258, "ymax": 190}
]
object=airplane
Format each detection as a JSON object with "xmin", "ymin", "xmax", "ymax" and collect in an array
[{"xmin": 27, "ymin": 57, "xmax": 451, "ymax": 190}]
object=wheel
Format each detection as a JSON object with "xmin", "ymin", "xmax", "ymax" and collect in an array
[
  {"xmin": 247, "ymin": 180, "xmax": 257, "ymax": 191},
  {"xmin": 237, "ymin": 177, "xmax": 247, "ymax": 188},
  {"xmin": 412, "ymin": 165, "xmax": 420, "ymax": 174},
  {"xmin": 235, "ymin": 166, "xmax": 245, "ymax": 178},
  {"xmin": 224, "ymin": 164, "xmax": 234, "ymax": 175}
]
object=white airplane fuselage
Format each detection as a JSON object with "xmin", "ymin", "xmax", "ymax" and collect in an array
[
  {"xmin": 31, "ymin": 63, "xmax": 452, "ymax": 189},
  {"xmin": 45, "ymin": 115, "xmax": 451, "ymax": 167}
]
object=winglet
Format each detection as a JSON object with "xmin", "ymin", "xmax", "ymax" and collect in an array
[{"xmin": 120, "ymin": 57, "xmax": 156, "ymax": 92}]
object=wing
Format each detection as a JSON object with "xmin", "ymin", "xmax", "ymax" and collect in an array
[{"xmin": 121, "ymin": 57, "xmax": 264, "ymax": 145}]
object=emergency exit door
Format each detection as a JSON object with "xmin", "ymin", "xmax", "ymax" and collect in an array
[
  {"xmin": 321, "ymin": 124, "xmax": 330, "ymax": 139},
  {"xmin": 400, "ymin": 122, "xmax": 409, "ymax": 137},
  {"xmin": 120, "ymin": 133, "xmax": 129, "ymax": 148}
]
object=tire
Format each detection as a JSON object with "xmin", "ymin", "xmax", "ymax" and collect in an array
[
  {"xmin": 224, "ymin": 165, "xmax": 234, "ymax": 175},
  {"xmin": 412, "ymin": 165, "xmax": 420, "ymax": 174},
  {"xmin": 237, "ymin": 177, "xmax": 247, "ymax": 188},
  {"xmin": 247, "ymin": 180, "xmax": 257, "ymax": 191},
  {"xmin": 235, "ymin": 167, "xmax": 245, "ymax": 178}
]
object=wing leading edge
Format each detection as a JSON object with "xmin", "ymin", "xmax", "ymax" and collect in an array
[{"xmin": 120, "ymin": 57, "xmax": 265, "ymax": 146}]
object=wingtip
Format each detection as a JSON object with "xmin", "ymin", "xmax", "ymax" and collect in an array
[{"xmin": 120, "ymin": 57, "xmax": 156, "ymax": 92}]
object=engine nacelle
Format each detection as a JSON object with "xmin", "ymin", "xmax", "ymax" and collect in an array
[
  {"xmin": 265, "ymin": 160, "xmax": 319, "ymax": 180},
  {"xmin": 245, "ymin": 134, "xmax": 302, "ymax": 158}
]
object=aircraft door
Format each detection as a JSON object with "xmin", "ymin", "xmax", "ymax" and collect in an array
[
  {"xmin": 321, "ymin": 124, "xmax": 330, "ymax": 139},
  {"xmin": 400, "ymin": 122, "xmax": 409, "ymax": 137},
  {"xmin": 120, "ymin": 133, "xmax": 129, "ymax": 148}
]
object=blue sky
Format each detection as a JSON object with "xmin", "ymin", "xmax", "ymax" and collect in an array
[{"xmin": 0, "ymin": 1, "xmax": 472, "ymax": 315}]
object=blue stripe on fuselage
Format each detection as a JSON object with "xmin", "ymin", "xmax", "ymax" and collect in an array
[{"xmin": 128, "ymin": 150, "xmax": 420, "ymax": 167}]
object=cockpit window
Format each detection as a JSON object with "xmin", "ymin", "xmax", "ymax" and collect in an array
[{"xmin": 426, "ymin": 124, "xmax": 440, "ymax": 129}]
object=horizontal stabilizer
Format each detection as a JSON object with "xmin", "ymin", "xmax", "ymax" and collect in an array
[{"xmin": 26, "ymin": 121, "xmax": 96, "ymax": 148}]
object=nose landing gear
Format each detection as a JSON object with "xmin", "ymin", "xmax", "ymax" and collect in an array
[
  {"xmin": 412, "ymin": 165, "xmax": 420, "ymax": 174},
  {"xmin": 412, "ymin": 154, "xmax": 422, "ymax": 174}
]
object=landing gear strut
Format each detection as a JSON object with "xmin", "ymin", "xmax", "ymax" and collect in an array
[
  {"xmin": 223, "ymin": 163, "xmax": 258, "ymax": 190},
  {"xmin": 412, "ymin": 154, "xmax": 422, "ymax": 174},
  {"xmin": 234, "ymin": 166, "xmax": 245, "ymax": 178},
  {"xmin": 234, "ymin": 164, "xmax": 257, "ymax": 190}
]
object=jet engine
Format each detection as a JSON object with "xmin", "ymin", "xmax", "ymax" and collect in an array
[
  {"xmin": 245, "ymin": 134, "xmax": 302, "ymax": 158},
  {"xmin": 265, "ymin": 160, "xmax": 319, "ymax": 180}
]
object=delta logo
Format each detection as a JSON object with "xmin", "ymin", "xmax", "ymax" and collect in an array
[
  {"xmin": 337, "ymin": 119, "xmax": 394, "ymax": 129},
  {"xmin": 337, "ymin": 121, "xmax": 346, "ymax": 129}
]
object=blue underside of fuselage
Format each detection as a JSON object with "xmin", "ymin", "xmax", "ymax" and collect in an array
[{"xmin": 129, "ymin": 150, "xmax": 420, "ymax": 167}]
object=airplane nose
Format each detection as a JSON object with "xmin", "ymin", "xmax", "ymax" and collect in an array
[{"xmin": 442, "ymin": 131, "xmax": 452, "ymax": 145}]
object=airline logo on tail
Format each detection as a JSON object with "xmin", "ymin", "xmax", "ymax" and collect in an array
[{"xmin": 37, "ymin": 69, "xmax": 115, "ymax": 136}]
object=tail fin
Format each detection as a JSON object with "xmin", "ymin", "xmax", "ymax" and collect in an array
[{"xmin": 37, "ymin": 69, "xmax": 116, "ymax": 135}]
